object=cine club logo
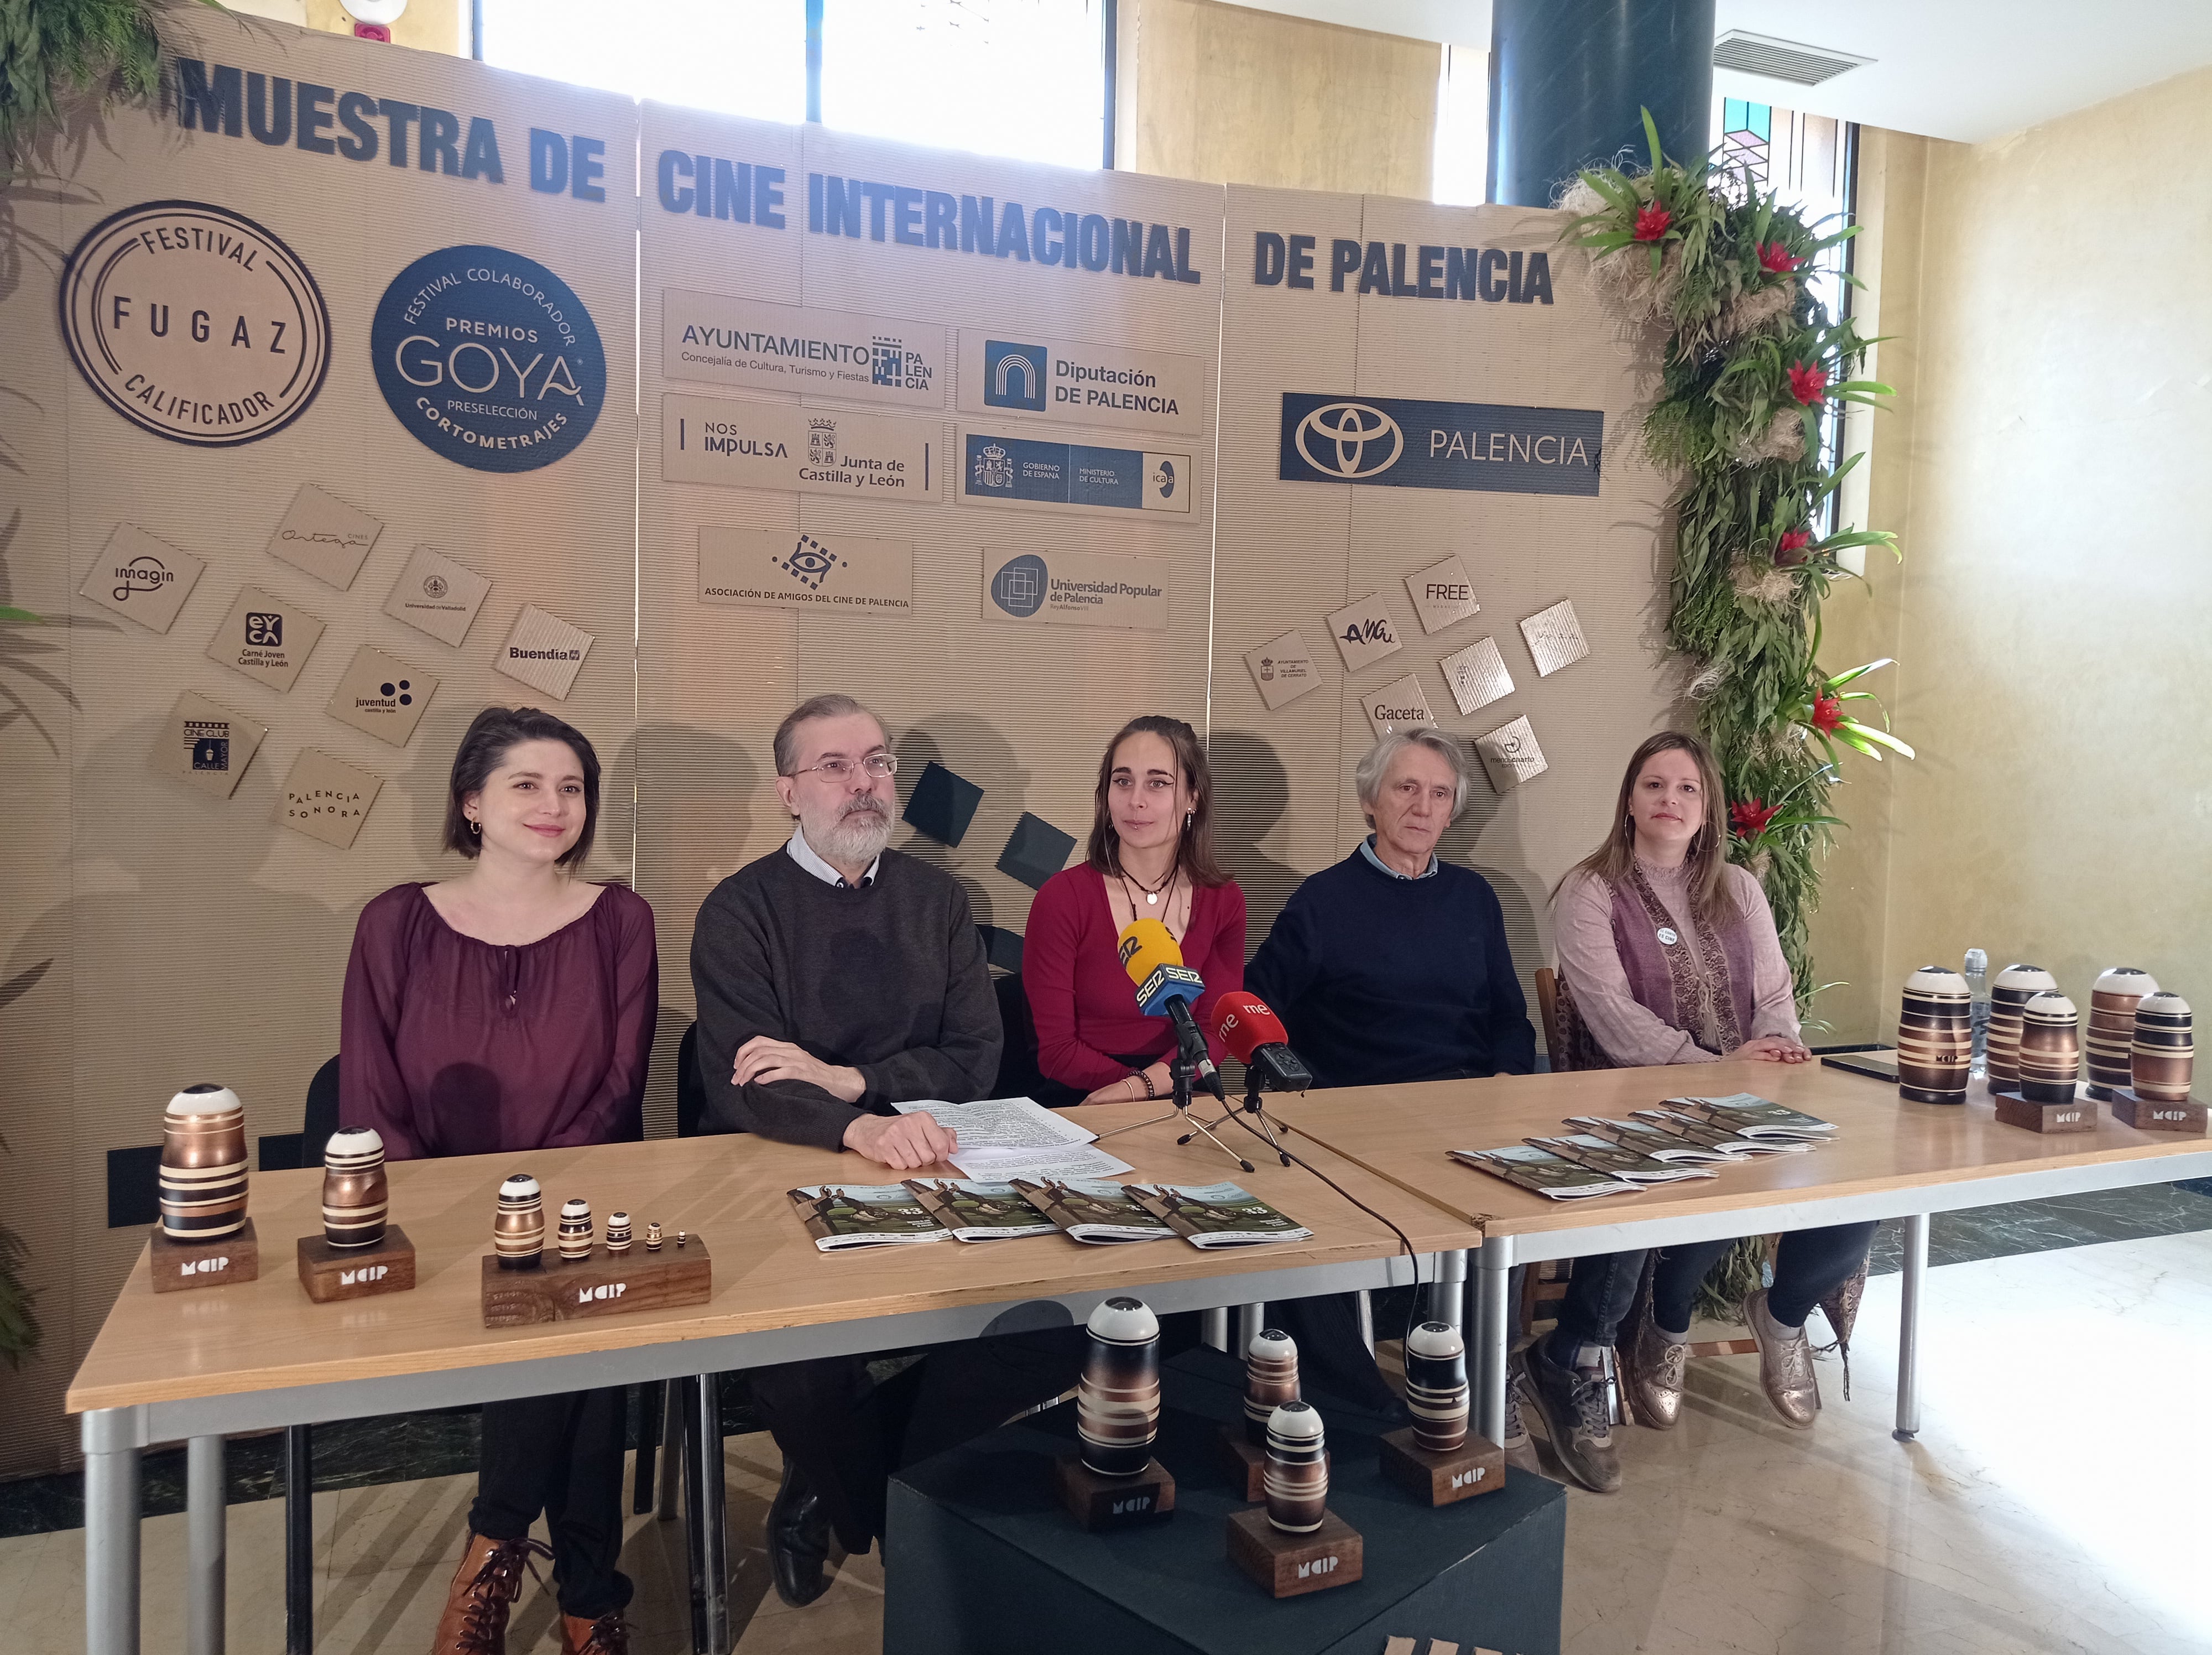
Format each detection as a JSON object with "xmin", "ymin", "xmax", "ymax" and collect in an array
[
  {"xmin": 991, "ymin": 554, "xmax": 1048, "ymax": 619},
  {"xmin": 773, "ymin": 533, "xmax": 841, "ymax": 592},
  {"xmin": 982, "ymin": 340, "xmax": 1048, "ymax": 412},
  {"xmin": 185, "ymin": 719, "xmax": 230, "ymax": 773},
  {"xmin": 371, "ymin": 243, "xmax": 606, "ymax": 474},
  {"xmin": 59, "ymin": 199, "xmax": 333, "ymax": 448},
  {"xmin": 1292, "ymin": 400, "xmax": 1404, "ymax": 479}
]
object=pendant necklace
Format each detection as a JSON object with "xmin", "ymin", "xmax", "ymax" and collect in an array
[{"xmin": 1119, "ymin": 863, "xmax": 1177, "ymax": 925}]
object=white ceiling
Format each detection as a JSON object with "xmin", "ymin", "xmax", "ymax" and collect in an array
[{"xmin": 1221, "ymin": 0, "xmax": 2212, "ymax": 145}]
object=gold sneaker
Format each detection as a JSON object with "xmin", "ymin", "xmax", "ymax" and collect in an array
[
  {"xmin": 1622, "ymin": 1302, "xmax": 1688, "ymax": 1430},
  {"xmin": 1745, "ymin": 1288, "xmax": 1820, "ymax": 1428}
]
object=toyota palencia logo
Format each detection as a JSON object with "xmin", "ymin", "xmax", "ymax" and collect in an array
[{"xmin": 1296, "ymin": 402, "xmax": 1404, "ymax": 479}]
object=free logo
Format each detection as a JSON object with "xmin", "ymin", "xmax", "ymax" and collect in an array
[
  {"xmin": 773, "ymin": 533, "xmax": 841, "ymax": 591},
  {"xmin": 245, "ymin": 612, "xmax": 283, "ymax": 647},
  {"xmin": 982, "ymin": 340, "xmax": 1048, "ymax": 412},
  {"xmin": 60, "ymin": 200, "xmax": 332, "ymax": 447},
  {"xmin": 1293, "ymin": 400, "xmax": 1404, "ymax": 479},
  {"xmin": 186, "ymin": 719, "xmax": 230, "ymax": 772},
  {"xmin": 113, "ymin": 555, "xmax": 174, "ymax": 603},
  {"xmin": 371, "ymin": 244, "xmax": 606, "ymax": 473},
  {"xmin": 973, "ymin": 441, "xmax": 1014, "ymax": 490},
  {"xmin": 990, "ymin": 553, "xmax": 1047, "ymax": 618}
]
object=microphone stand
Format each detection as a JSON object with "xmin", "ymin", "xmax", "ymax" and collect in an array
[
  {"xmin": 1093, "ymin": 1047, "xmax": 1256, "ymax": 1174},
  {"xmin": 1181, "ymin": 1072, "xmax": 1295, "ymax": 1167}
]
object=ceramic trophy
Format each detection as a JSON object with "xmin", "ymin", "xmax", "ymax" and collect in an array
[
  {"xmin": 2131, "ymin": 993, "xmax": 2194, "ymax": 1104},
  {"xmin": 493, "ymin": 1174, "xmax": 544, "ymax": 1269},
  {"xmin": 2085, "ymin": 967, "xmax": 2159, "ymax": 1101},
  {"xmin": 1077, "ymin": 1297, "xmax": 1161, "ymax": 1478},
  {"xmin": 320, "ymin": 1126, "xmax": 388, "ymax": 1250},
  {"xmin": 1986, "ymin": 965, "xmax": 2058, "ymax": 1087},
  {"xmin": 1896, "ymin": 966, "xmax": 1973, "ymax": 1105},
  {"xmin": 160, "ymin": 1083, "xmax": 250, "ymax": 1242},
  {"xmin": 1243, "ymin": 1328, "xmax": 1301, "ymax": 1446},
  {"xmin": 1404, "ymin": 1321, "xmax": 1471, "ymax": 1454},
  {"xmin": 557, "ymin": 1198, "xmax": 594, "ymax": 1261},
  {"xmin": 605, "ymin": 1212, "xmax": 633, "ymax": 1254},
  {"xmin": 2017, "ymin": 993, "xmax": 2081, "ymax": 1104},
  {"xmin": 1263, "ymin": 1402, "xmax": 1328, "ymax": 1534}
]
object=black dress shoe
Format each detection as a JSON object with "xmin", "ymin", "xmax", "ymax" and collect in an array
[{"xmin": 766, "ymin": 1458, "xmax": 833, "ymax": 1607}]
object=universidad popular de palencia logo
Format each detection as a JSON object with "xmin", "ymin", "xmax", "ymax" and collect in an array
[{"xmin": 371, "ymin": 245, "xmax": 607, "ymax": 473}]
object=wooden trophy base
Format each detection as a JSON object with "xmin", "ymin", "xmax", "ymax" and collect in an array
[
  {"xmin": 1214, "ymin": 1427, "xmax": 1329, "ymax": 1502},
  {"xmin": 1991, "ymin": 1090, "xmax": 2096, "ymax": 1133},
  {"xmin": 481, "ymin": 1237, "xmax": 711, "ymax": 1328},
  {"xmin": 298, "ymin": 1226, "xmax": 417, "ymax": 1303},
  {"xmin": 2112, "ymin": 1091, "xmax": 2208, "ymax": 1133},
  {"xmin": 1225, "ymin": 1505, "xmax": 1363, "ymax": 1598},
  {"xmin": 1053, "ymin": 1454, "xmax": 1176, "ymax": 1529},
  {"xmin": 149, "ymin": 1219, "xmax": 260, "ymax": 1293},
  {"xmin": 1378, "ymin": 1424, "xmax": 1504, "ymax": 1506}
]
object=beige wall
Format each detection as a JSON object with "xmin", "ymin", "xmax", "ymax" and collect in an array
[
  {"xmin": 1807, "ymin": 68, "xmax": 2212, "ymax": 1040},
  {"xmin": 1118, "ymin": 0, "xmax": 1437, "ymax": 199},
  {"xmin": 304, "ymin": 0, "xmax": 466, "ymax": 56}
]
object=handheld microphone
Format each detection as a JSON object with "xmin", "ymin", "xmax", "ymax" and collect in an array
[
  {"xmin": 1117, "ymin": 919, "xmax": 1226, "ymax": 1102},
  {"xmin": 1211, "ymin": 991, "xmax": 1314, "ymax": 1094}
]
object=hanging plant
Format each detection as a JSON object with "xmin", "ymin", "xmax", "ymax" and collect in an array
[{"xmin": 0, "ymin": 0, "xmax": 202, "ymax": 169}]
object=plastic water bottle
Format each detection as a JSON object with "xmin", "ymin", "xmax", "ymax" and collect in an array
[{"xmin": 1964, "ymin": 948, "xmax": 1990, "ymax": 1076}]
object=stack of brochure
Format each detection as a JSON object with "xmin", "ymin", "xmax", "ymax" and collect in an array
[
  {"xmin": 789, "ymin": 1174, "xmax": 1313, "ymax": 1251},
  {"xmin": 1664, "ymin": 1091, "xmax": 1839, "ymax": 1142},
  {"xmin": 1524, "ymin": 1133, "xmax": 1719, "ymax": 1184},
  {"xmin": 1010, "ymin": 1179, "xmax": 1316, "ymax": 1248},
  {"xmin": 902, "ymin": 1179, "xmax": 1060, "ymax": 1243},
  {"xmin": 787, "ymin": 1184, "xmax": 952, "ymax": 1250},
  {"xmin": 1562, "ymin": 1116, "xmax": 1751, "ymax": 1167},
  {"xmin": 1447, "ymin": 1144, "xmax": 1642, "ymax": 1200}
]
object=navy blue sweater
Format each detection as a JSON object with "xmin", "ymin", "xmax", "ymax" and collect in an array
[{"xmin": 1246, "ymin": 848, "xmax": 1536, "ymax": 1089}]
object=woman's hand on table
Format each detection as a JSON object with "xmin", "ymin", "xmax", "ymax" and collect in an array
[
  {"xmin": 1081, "ymin": 1063, "xmax": 1172, "ymax": 1105},
  {"xmin": 1731, "ymin": 1035, "xmax": 1812, "ymax": 1063}
]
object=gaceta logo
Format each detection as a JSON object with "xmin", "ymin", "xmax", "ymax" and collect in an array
[{"xmin": 1295, "ymin": 401, "xmax": 1402, "ymax": 478}]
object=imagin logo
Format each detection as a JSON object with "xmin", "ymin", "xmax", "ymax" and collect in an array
[
  {"xmin": 990, "ymin": 554, "xmax": 1047, "ymax": 618},
  {"xmin": 983, "ymin": 340, "xmax": 1047, "ymax": 411},
  {"xmin": 112, "ymin": 555, "xmax": 174, "ymax": 602},
  {"xmin": 372, "ymin": 245, "xmax": 606, "ymax": 473},
  {"xmin": 1293, "ymin": 401, "xmax": 1404, "ymax": 478}
]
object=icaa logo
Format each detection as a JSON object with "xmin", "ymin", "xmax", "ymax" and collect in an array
[{"xmin": 1294, "ymin": 401, "xmax": 1403, "ymax": 478}]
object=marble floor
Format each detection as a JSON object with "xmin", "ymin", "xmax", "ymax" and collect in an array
[{"xmin": 8, "ymin": 1230, "xmax": 2208, "ymax": 1654}]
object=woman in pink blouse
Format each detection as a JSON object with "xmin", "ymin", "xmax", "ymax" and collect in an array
[
  {"xmin": 1522, "ymin": 732, "xmax": 1870, "ymax": 1497},
  {"xmin": 342, "ymin": 706, "xmax": 655, "ymax": 1655}
]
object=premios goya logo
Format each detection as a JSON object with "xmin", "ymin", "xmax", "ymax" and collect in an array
[
  {"xmin": 371, "ymin": 245, "xmax": 606, "ymax": 473},
  {"xmin": 60, "ymin": 200, "xmax": 333, "ymax": 447}
]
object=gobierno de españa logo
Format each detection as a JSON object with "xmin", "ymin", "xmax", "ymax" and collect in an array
[{"xmin": 371, "ymin": 244, "xmax": 606, "ymax": 473}]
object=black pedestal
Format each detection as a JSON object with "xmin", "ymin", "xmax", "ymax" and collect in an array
[{"xmin": 885, "ymin": 1346, "xmax": 1564, "ymax": 1655}]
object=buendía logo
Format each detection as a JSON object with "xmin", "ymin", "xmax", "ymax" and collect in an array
[{"xmin": 1293, "ymin": 401, "xmax": 1402, "ymax": 478}]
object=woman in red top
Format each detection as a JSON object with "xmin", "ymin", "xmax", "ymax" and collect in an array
[
  {"xmin": 341, "ymin": 706, "xmax": 655, "ymax": 1655},
  {"xmin": 1024, "ymin": 715, "xmax": 1246, "ymax": 1102}
]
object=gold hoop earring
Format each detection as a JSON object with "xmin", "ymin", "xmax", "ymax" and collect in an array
[{"xmin": 469, "ymin": 819, "xmax": 481, "ymax": 837}]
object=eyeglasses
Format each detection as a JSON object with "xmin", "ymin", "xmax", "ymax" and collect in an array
[{"xmin": 789, "ymin": 752, "xmax": 898, "ymax": 781}]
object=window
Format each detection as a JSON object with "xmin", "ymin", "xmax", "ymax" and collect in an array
[
  {"xmin": 1431, "ymin": 43, "xmax": 1488, "ymax": 206},
  {"xmin": 482, "ymin": 0, "xmax": 806, "ymax": 123}
]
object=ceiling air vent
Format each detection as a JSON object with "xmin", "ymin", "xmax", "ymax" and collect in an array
[{"xmin": 1712, "ymin": 30, "xmax": 1873, "ymax": 86}]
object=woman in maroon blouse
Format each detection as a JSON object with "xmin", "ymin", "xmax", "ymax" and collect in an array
[
  {"xmin": 1024, "ymin": 715, "xmax": 1246, "ymax": 1102},
  {"xmin": 342, "ymin": 706, "xmax": 656, "ymax": 1655}
]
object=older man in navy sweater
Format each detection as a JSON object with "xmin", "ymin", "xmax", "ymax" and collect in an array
[{"xmin": 1247, "ymin": 728, "xmax": 1537, "ymax": 1455}]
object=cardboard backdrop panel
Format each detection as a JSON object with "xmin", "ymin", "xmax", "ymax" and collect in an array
[{"xmin": 0, "ymin": 22, "xmax": 1669, "ymax": 1471}]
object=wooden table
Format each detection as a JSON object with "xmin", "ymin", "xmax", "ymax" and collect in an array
[
  {"xmin": 1264, "ymin": 1058, "xmax": 2212, "ymax": 1448},
  {"xmin": 67, "ymin": 1103, "xmax": 1478, "ymax": 1655}
]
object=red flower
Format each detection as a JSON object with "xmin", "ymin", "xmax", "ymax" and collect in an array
[
  {"xmin": 1810, "ymin": 694, "xmax": 1844, "ymax": 734},
  {"xmin": 1632, "ymin": 201, "xmax": 1672, "ymax": 242},
  {"xmin": 1775, "ymin": 528, "xmax": 1813, "ymax": 566},
  {"xmin": 1758, "ymin": 241, "xmax": 1804, "ymax": 274},
  {"xmin": 1788, "ymin": 362, "xmax": 1829, "ymax": 405},
  {"xmin": 1730, "ymin": 799, "xmax": 1780, "ymax": 840}
]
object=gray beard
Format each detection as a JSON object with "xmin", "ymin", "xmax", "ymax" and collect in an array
[{"xmin": 812, "ymin": 802, "xmax": 891, "ymax": 868}]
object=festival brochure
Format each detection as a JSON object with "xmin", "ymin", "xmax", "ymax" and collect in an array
[
  {"xmin": 1628, "ymin": 1108, "xmax": 1814, "ymax": 1156},
  {"xmin": 1447, "ymin": 1144, "xmax": 1642, "ymax": 1200},
  {"xmin": 1665, "ymin": 1092, "xmax": 1839, "ymax": 1141},
  {"xmin": 1010, "ymin": 1178, "xmax": 1176, "ymax": 1244},
  {"xmin": 901, "ymin": 1179, "xmax": 1060, "ymax": 1242},
  {"xmin": 787, "ymin": 1184, "xmax": 952, "ymax": 1250},
  {"xmin": 1563, "ymin": 1116, "xmax": 1747, "ymax": 1166},
  {"xmin": 1526, "ymin": 1133, "xmax": 1719, "ymax": 1184},
  {"xmin": 1123, "ymin": 1182, "xmax": 1314, "ymax": 1248}
]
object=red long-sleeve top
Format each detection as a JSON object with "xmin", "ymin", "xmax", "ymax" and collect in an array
[{"xmin": 1022, "ymin": 866, "xmax": 1246, "ymax": 1093}]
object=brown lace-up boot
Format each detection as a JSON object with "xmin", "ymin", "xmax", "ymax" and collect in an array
[
  {"xmin": 558, "ymin": 1610, "xmax": 632, "ymax": 1655},
  {"xmin": 431, "ymin": 1532, "xmax": 551, "ymax": 1655}
]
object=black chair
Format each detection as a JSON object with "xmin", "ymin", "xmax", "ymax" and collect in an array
[
  {"xmin": 287, "ymin": 1054, "xmax": 340, "ymax": 1653},
  {"xmin": 637, "ymin": 1020, "xmax": 721, "ymax": 1528},
  {"xmin": 675, "ymin": 1018, "xmax": 707, "ymax": 1141},
  {"xmin": 301, "ymin": 1054, "xmax": 342, "ymax": 1168},
  {"xmin": 992, "ymin": 971, "xmax": 1084, "ymax": 1109}
]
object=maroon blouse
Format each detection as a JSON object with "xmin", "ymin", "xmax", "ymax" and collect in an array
[{"xmin": 340, "ymin": 882, "xmax": 659, "ymax": 1162}]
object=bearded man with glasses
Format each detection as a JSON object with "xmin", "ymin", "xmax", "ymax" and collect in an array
[{"xmin": 693, "ymin": 692, "xmax": 1027, "ymax": 1607}]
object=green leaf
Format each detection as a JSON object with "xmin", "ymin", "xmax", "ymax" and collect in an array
[
  {"xmin": 1840, "ymin": 721, "xmax": 1916, "ymax": 758},
  {"xmin": 0, "ymin": 608, "xmax": 40, "ymax": 624},
  {"xmin": 1823, "ymin": 657, "xmax": 1895, "ymax": 691}
]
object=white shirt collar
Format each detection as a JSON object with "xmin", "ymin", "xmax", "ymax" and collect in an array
[
  {"xmin": 1360, "ymin": 833, "xmax": 1438, "ymax": 881},
  {"xmin": 787, "ymin": 825, "xmax": 880, "ymax": 889}
]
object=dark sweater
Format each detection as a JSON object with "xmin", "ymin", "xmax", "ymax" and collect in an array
[
  {"xmin": 1246, "ymin": 849, "xmax": 1535, "ymax": 1089},
  {"xmin": 689, "ymin": 845, "xmax": 1001, "ymax": 1148}
]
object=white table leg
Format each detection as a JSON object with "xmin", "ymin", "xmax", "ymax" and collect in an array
[
  {"xmin": 1431, "ymin": 1248, "xmax": 1469, "ymax": 1331},
  {"xmin": 681, "ymin": 1375, "xmax": 730, "ymax": 1655},
  {"xmin": 1895, "ymin": 1212, "xmax": 1929, "ymax": 1440},
  {"xmin": 1355, "ymin": 1289, "xmax": 1375, "ymax": 1353},
  {"xmin": 1235, "ymin": 1303, "xmax": 1265, "ymax": 1355},
  {"xmin": 1199, "ymin": 1307, "xmax": 1229, "ymax": 1351},
  {"xmin": 83, "ymin": 1407, "xmax": 145, "ymax": 1655},
  {"xmin": 1473, "ymin": 1242, "xmax": 1512, "ymax": 1448},
  {"xmin": 187, "ymin": 1435, "xmax": 226, "ymax": 1655}
]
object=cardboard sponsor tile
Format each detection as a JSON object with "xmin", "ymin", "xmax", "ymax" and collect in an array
[
  {"xmin": 997, "ymin": 813, "xmax": 1077, "ymax": 891},
  {"xmin": 1244, "ymin": 628, "xmax": 1323, "ymax": 711},
  {"xmin": 1325, "ymin": 592, "xmax": 1405, "ymax": 673},
  {"xmin": 1359, "ymin": 673, "xmax": 1437, "ymax": 742},
  {"xmin": 493, "ymin": 605, "xmax": 594, "ymax": 700},
  {"xmin": 1519, "ymin": 598, "xmax": 1590, "ymax": 677},
  {"xmin": 1405, "ymin": 555, "xmax": 1481, "ymax": 635},
  {"xmin": 1475, "ymin": 714, "xmax": 1548, "ymax": 792},
  {"xmin": 80, "ymin": 523, "xmax": 206, "ymax": 634},
  {"xmin": 276, "ymin": 748, "xmax": 383, "ymax": 849},
  {"xmin": 902, "ymin": 761, "xmax": 984, "ymax": 847},
  {"xmin": 698, "ymin": 527, "xmax": 914, "ymax": 617},
  {"xmin": 160, "ymin": 690, "xmax": 268, "ymax": 799},
  {"xmin": 266, "ymin": 483, "xmax": 383, "ymax": 591},
  {"xmin": 982, "ymin": 547, "xmax": 1167, "ymax": 632},
  {"xmin": 1439, "ymin": 635, "xmax": 1515, "ymax": 717},
  {"xmin": 326, "ymin": 645, "xmax": 437, "ymax": 747},
  {"xmin": 383, "ymin": 545, "xmax": 493, "ymax": 647},
  {"xmin": 205, "ymin": 584, "xmax": 326, "ymax": 693}
]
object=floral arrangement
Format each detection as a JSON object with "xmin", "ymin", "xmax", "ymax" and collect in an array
[{"xmin": 1562, "ymin": 112, "xmax": 1912, "ymax": 1010}]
